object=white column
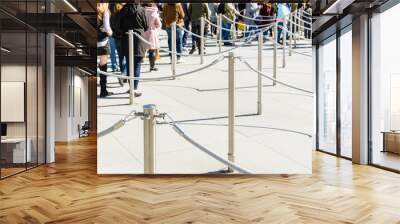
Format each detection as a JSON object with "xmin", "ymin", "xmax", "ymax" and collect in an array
[
  {"xmin": 46, "ymin": 33, "xmax": 55, "ymax": 163},
  {"xmin": 352, "ymin": 14, "xmax": 369, "ymax": 164}
]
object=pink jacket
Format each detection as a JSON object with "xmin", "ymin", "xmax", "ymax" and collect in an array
[{"xmin": 144, "ymin": 6, "xmax": 161, "ymax": 50}]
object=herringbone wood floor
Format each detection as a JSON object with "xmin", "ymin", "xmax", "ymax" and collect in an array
[{"xmin": 1, "ymin": 135, "xmax": 400, "ymax": 224}]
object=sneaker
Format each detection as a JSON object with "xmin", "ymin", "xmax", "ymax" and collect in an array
[
  {"xmin": 118, "ymin": 78, "xmax": 124, "ymax": 87},
  {"xmin": 99, "ymin": 91, "xmax": 114, "ymax": 98},
  {"xmin": 134, "ymin": 92, "xmax": 142, "ymax": 97},
  {"xmin": 177, "ymin": 58, "xmax": 185, "ymax": 64},
  {"xmin": 189, "ymin": 47, "xmax": 196, "ymax": 55},
  {"xmin": 150, "ymin": 67, "xmax": 158, "ymax": 72}
]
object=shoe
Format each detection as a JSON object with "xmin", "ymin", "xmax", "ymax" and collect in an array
[
  {"xmin": 118, "ymin": 78, "xmax": 124, "ymax": 87},
  {"xmin": 150, "ymin": 67, "xmax": 158, "ymax": 71},
  {"xmin": 223, "ymin": 42, "xmax": 235, "ymax": 46},
  {"xmin": 134, "ymin": 92, "xmax": 142, "ymax": 97},
  {"xmin": 99, "ymin": 91, "xmax": 114, "ymax": 98},
  {"xmin": 189, "ymin": 47, "xmax": 196, "ymax": 55},
  {"xmin": 177, "ymin": 58, "xmax": 185, "ymax": 64}
]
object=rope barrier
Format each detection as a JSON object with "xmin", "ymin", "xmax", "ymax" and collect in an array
[
  {"xmin": 300, "ymin": 9, "xmax": 312, "ymax": 16},
  {"xmin": 288, "ymin": 19, "xmax": 312, "ymax": 31},
  {"xmin": 98, "ymin": 55, "xmax": 225, "ymax": 81},
  {"xmin": 176, "ymin": 122, "xmax": 312, "ymax": 138},
  {"xmin": 98, "ymin": 109, "xmax": 138, "ymax": 138},
  {"xmin": 221, "ymin": 15, "xmax": 275, "ymax": 27},
  {"xmin": 164, "ymin": 113, "xmax": 252, "ymax": 174},
  {"xmin": 269, "ymin": 34, "xmax": 312, "ymax": 57},
  {"xmin": 205, "ymin": 19, "xmax": 275, "ymax": 37},
  {"xmin": 292, "ymin": 14, "xmax": 312, "ymax": 25},
  {"xmin": 278, "ymin": 25, "xmax": 312, "ymax": 42},
  {"xmin": 238, "ymin": 57, "xmax": 314, "ymax": 94},
  {"xmin": 235, "ymin": 12, "xmax": 275, "ymax": 22}
]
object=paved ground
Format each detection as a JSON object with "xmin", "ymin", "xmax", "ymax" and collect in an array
[{"xmin": 98, "ymin": 32, "xmax": 313, "ymax": 174}]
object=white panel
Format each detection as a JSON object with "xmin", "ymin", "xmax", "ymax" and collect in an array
[{"xmin": 1, "ymin": 82, "xmax": 25, "ymax": 122}]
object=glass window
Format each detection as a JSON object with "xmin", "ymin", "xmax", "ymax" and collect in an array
[
  {"xmin": 339, "ymin": 29, "xmax": 352, "ymax": 158},
  {"xmin": 318, "ymin": 37, "xmax": 337, "ymax": 154},
  {"xmin": 370, "ymin": 3, "xmax": 400, "ymax": 171}
]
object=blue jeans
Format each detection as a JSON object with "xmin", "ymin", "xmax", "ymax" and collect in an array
[
  {"xmin": 166, "ymin": 27, "xmax": 183, "ymax": 59},
  {"xmin": 222, "ymin": 21, "xmax": 231, "ymax": 42},
  {"xmin": 115, "ymin": 38, "xmax": 126, "ymax": 74},
  {"xmin": 133, "ymin": 56, "xmax": 142, "ymax": 90},
  {"xmin": 277, "ymin": 22, "xmax": 287, "ymax": 43},
  {"xmin": 245, "ymin": 26, "xmax": 258, "ymax": 41},
  {"xmin": 109, "ymin": 37, "xmax": 118, "ymax": 71}
]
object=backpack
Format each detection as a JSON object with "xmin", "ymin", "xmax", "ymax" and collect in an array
[{"xmin": 217, "ymin": 3, "xmax": 225, "ymax": 14}]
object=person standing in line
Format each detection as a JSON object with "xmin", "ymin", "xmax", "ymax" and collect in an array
[
  {"xmin": 244, "ymin": 3, "xmax": 261, "ymax": 42},
  {"xmin": 143, "ymin": 3, "xmax": 161, "ymax": 72},
  {"xmin": 162, "ymin": 3, "xmax": 185, "ymax": 64},
  {"xmin": 188, "ymin": 3, "xmax": 210, "ymax": 55},
  {"xmin": 181, "ymin": 3, "xmax": 191, "ymax": 52},
  {"xmin": 107, "ymin": 4, "xmax": 118, "ymax": 72},
  {"xmin": 208, "ymin": 3, "xmax": 218, "ymax": 37},
  {"xmin": 276, "ymin": 3, "xmax": 290, "ymax": 44},
  {"xmin": 258, "ymin": 3, "xmax": 275, "ymax": 38},
  {"xmin": 110, "ymin": 3, "xmax": 126, "ymax": 86},
  {"xmin": 303, "ymin": 3, "xmax": 312, "ymax": 39},
  {"xmin": 97, "ymin": 3, "xmax": 113, "ymax": 98},
  {"xmin": 120, "ymin": 3, "xmax": 148, "ymax": 97},
  {"xmin": 218, "ymin": 3, "xmax": 237, "ymax": 46}
]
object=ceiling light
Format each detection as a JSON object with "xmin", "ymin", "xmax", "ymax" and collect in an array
[
  {"xmin": 54, "ymin": 34, "xmax": 75, "ymax": 48},
  {"xmin": 63, "ymin": 0, "xmax": 78, "ymax": 12},
  {"xmin": 1, "ymin": 47, "xmax": 11, "ymax": 53}
]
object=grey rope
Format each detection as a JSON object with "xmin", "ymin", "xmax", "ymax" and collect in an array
[
  {"xmin": 238, "ymin": 57, "xmax": 314, "ymax": 94},
  {"xmin": 98, "ymin": 110, "xmax": 138, "ymax": 138},
  {"xmin": 164, "ymin": 113, "xmax": 252, "ymax": 174},
  {"xmin": 97, "ymin": 55, "xmax": 225, "ymax": 81}
]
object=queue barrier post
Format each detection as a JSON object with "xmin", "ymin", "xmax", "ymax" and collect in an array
[
  {"xmin": 128, "ymin": 30, "xmax": 135, "ymax": 104},
  {"xmin": 282, "ymin": 18, "xmax": 286, "ymax": 68},
  {"xmin": 200, "ymin": 16, "xmax": 205, "ymax": 64},
  {"xmin": 228, "ymin": 52, "xmax": 235, "ymax": 172},
  {"xmin": 257, "ymin": 32, "xmax": 263, "ymax": 115},
  {"xmin": 218, "ymin": 14, "xmax": 222, "ymax": 53},
  {"xmin": 143, "ymin": 104, "xmax": 156, "ymax": 174},
  {"xmin": 171, "ymin": 22, "xmax": 177, "ymax": 79},
  {"xmin": 273, "ymin": 22, "xmax": 277, "ymax": 86}
]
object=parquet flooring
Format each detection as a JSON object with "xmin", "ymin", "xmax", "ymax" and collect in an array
[{"xmin": 1, "ymin": 135, "xmax": 400, "ymax": 223}]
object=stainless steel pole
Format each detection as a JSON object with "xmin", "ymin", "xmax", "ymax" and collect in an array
[
  {"xmin": 289, "ymin": 14, "xmax": 293, "ymax": 56},
  {"xmin": 257, "ymin": 32, "xmax": 263, "ymax": 115},
  {"xmin": 218, "ymin": 14, "xmax": 222, "ymax": 53},
  {"xmin": 273, "ymin": 22, "xmax": 277, "ymax": 86},
  {"xmin": 228, "ymin": 52, "xmax": 235, "ymax": 172},
  {"xmin": 128, "ymin": 30, "xmax": 135, "ymax": 104},
  {"xmin": 171, "ymin": 22, "xmax": 177, "ymax": 79},
  {"xmin": 200, "ymin": 17, "xmax": 205, "ymax": 64},
  {"xmin": 143, "ymin": 104, "xmax": 156, "ymax": 174},
  {"xmin": 282, "ymin": 18, "xmax": 286, "ymax": 68}
]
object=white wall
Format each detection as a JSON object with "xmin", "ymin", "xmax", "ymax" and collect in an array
[{"xmin": 54, "ymin": 67, "xmax": 89, "ymax": 141}]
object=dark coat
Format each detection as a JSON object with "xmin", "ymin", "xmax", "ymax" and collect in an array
[{"xmin": 120, "ymin": 3, "xmax": 149, "ymax": 57}]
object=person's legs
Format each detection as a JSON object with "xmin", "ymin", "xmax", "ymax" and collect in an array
[
  {"xmin": 176, "ymin": 27, "xmax": 183, "ymax": 60},
  {"xmin": 182, "ymin": 20, "xmax": 190, "ymax": 48},
  {"xmin": 109, "ymin": 37, "xmax": 118, "ymax": 71},
  {"xmin": 277, "ymin": 22, "xmax": 283, "ymax": 43},
  {"xmin": 99, "ymin": 55, "xmax": 109, "ymax": 97},
  {"xmin": 148, "ymin": 49, "xmax": 157, "ymax": 70},
  {"xmin": 190, "ymin": 21, "xmax": 200, "ymax": 53},
  {"xmin": 166, "ymin": 27, "xmax": 172, "ymax": 58},
  {"xmin": 222, "ymin": 21, "xmax": 231, "ymax": 41},
  {"xmin": 133, "ymin": 56, "xmax": 142, "ymax": 90},
  {"xmin": 115, "ymin": 38, "xmax": 126, "ymax": 74}
]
